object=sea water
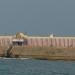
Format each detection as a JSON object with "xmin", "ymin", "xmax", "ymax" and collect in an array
[{"xmin": 0, "ymin": 58, "xmax": 75, "ymax": 75}]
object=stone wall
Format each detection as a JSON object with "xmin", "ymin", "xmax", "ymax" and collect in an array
[
  {"xmin": 0, "ymin": 36, "xmax": 14, "ymax": 46},
  {"xmin": 28, "ymin": 37, "xmax": 75, "ymax": 48},
  {"xmin": 0, "ymin": 35, "xmax": 75, "ymax": 48}
]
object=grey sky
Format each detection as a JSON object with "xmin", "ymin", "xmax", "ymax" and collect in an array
[{"xmin": 0, "ymin": 0, "xmax": 75, "ymax": 35}]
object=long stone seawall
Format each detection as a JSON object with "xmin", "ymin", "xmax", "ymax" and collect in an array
[{"xmin": 0, "ymin": 33, "xmax": 75, "ymax": 60}]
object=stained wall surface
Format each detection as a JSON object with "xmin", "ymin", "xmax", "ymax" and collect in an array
[
  {"xmin": 0, "ymin": 36, "xmax": 14, "ymax": 46},
  {"xmin": 28, "ymin": 37, "xmax": 75, "ymax": 48},
  {"xmin": 0, "ymin": 35, "xmax": 75, "ymax": 48}
]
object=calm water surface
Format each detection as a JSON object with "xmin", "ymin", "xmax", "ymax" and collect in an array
[{"xmin": 0, "ymin": 58, "xmax": 75, "ymax": 75}]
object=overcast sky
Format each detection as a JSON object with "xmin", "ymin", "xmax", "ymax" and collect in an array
[{"xmin": 0, "ymin": 0, "xmax": 75, "ymax": 35}]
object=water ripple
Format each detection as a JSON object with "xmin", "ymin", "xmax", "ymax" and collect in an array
[{"xmin": 0, "ymin": 59, "xmax": 75, "ymax": 75}]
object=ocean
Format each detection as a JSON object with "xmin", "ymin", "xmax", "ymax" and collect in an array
[{"xmin": 0, "ymin": 58, "xmax": 75, "ymax": 75}]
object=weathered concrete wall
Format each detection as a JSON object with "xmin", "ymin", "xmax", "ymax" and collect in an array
[
  {"xmin": 28, "ymin": 37, "xmax": 75, "ymax": 48},
  {"xmin": 1, "ymin": 34, "xmax": 75, "ymax": 60},
  {"xmin": 0, "ymin": 34, "xmax": 75, "ymax": 48},
  {"xmin": 9, "ymin": 46, "xmax": 75, "ymax": 60},
  {"xmin": 0, "ymin": 46, "xmax": 8, "ymax": 57},
  {"xmin": 0, "ymin": 36, "xmax": 14, "ymax": 46}
]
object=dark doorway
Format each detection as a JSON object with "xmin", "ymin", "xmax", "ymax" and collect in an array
[{"xmin": 12, "ymin": 39, "xmax": 28, "ymax": 46}]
